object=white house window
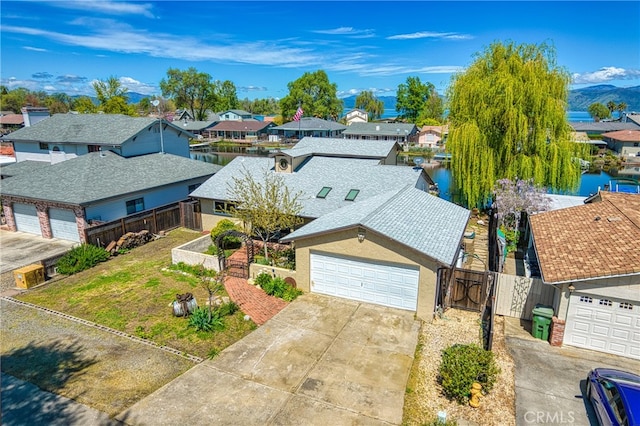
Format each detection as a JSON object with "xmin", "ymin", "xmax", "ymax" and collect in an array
[
  {"xmin": 126, "ymin": 198, "xmax": 145, "ymax": 215},
  {"xmin": 39, "ymin": 142, "xmax": 48, "ymax": 150},
  {"xmin": 88, "ymin": 145, "xmax": 101, "ymax": 153}
]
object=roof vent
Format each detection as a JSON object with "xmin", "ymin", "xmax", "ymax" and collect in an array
[
  {"xmin": 607, "ymin": 216, "xmax": 621, "ymax": 222},
  {"xmin": 376, "ymin": 125, "xmax": 380, "ymax": 131},
  {"xmin": 594, "ymin": 216, "xmax": 601, "ymax": 221}
]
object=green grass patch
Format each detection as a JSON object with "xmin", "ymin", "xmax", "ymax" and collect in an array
[{"xmin": 16, "ymin": 228, "xmax": 257, "ymax": 359}]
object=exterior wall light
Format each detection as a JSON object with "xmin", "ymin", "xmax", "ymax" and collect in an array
[
  {"xmin": 568, "ymin": 284, "xmax": 575, "ymax": 293},
  {"xmin": 357, "ymin": 227, "xmax": 366, "ymax": 243}
]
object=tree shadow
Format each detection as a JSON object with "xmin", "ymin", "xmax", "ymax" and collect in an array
[{"xmin": 1, "ymin": 338, "xmax": 119, "ymax": 425}]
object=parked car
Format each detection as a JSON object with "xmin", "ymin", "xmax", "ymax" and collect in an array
[{"xmin": 586, "ymin": 368, "xmax": 640, "ymax": 426}]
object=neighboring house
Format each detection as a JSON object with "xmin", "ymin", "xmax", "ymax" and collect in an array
[
  {"xmin": 341, "ymin": 122, "xmax": 417, "ymax": 144},
  {"xmin": 270, "ymin": 117, "xmax": 346, "ymax": 140},
  {"xmin": 570, "ymin": 121, "xmax": 640, "ymax": 137},
  {"xmin": 3, "ymin": 114, "xmax": 194, "ymax": 164},
  {"xmin": 601, "ymin": 129, "xmax": 640, "ymax": 156},
  {"xmin": 0, "ymin": 151, "xmax": 221, "ymax": 242},
  {"xmin": 0, "ymin": 114, "xmax": 25, "ymax": 134},
  {"xmin": 280, "ymin": 185, "xmax": 469, "ymax": 321},
  {"xmin": 528, "ymin": 191, "xmax": 640, "ymax": 360},
  {"xmin": 172, "ymin": 120, "xmax": 217, "ymax": 139},
  {"xmin": 207, "ymin": 121, "xmax": 276, "ymax": 141},
  {"xmin": 190, "ymin": 137, "xmax": 436, "ymax": 230},
  {"xmin": 416, "ymin": 125, "xmax": 448, "ymax": 148},
  {"xmin": 344, "ymin": 109, "xmax": 368, "ymax": 124},
  {"xmin": 218, "ymin": 109, "xmax": 253, "ymax": 121},
  {"xmin": 21, "ymin": 106, "xmax": 50, "ymax": 127}
]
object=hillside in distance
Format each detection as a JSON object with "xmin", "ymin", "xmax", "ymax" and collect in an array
[{"xmin": 341, "ymin": 86, "xmax": 640, "ymax": 113}]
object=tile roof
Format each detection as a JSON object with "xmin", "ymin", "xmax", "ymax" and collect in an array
[
  {"xmin": 281, "ymin": 137, "xmax": 398, "ymax": 159},
  {"xmin": 0, "ymin": 114, "xmax": 24, "ymax": 125},
  {"xmin": 3, "ymin": 113, "xmax": 195, "ymax": 144},
  {"xmin": 271, "ymin": 117, "xmax": 346, "ymax": 131},
  {"xmin": 601, "ymin": 129, "xmax": 640, "ymax": 142},
  {"xmin": 190, "ymin": 155, "xmax": 430, "ymax": 218},
  {"xmin": 342, "ymin": 122, "xmax": 416, "ymax": 136},
  {"xmin": 0, "ymin": 151, "xmax": 220, "ymax": 206},
  {"xmin": 529, "ymin": 192, "xmax": 640, "ymax": 283},
  {"xmin": 281, "ymin": 185, "xmax": 469, "ymax": 265}
]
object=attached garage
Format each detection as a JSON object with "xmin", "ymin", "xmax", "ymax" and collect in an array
[
  {"xmin": 13, "ymin": 203, "xmax": 41, "ymax": 236},
  {"xmin": 310, "ymin": 252, "xmax": 419, "ymax": 311},
  {"xmin": 49, "ymin": 208, "xmax": 81, "ymax": 242},
  {"xmin": 564, "ymin": 292, "xmax": 640, "ymax": 360}
]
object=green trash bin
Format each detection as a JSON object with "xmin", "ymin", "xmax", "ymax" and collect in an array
[{"xmin": 531, "ymin": 305, "xmax": 554, "ymax": 341}]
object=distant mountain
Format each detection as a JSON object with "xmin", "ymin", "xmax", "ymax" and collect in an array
[{"xmin": 568, "ymin": 85, "xmax": 640, "ymax": 111}]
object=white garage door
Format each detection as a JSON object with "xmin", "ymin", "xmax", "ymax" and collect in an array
[
  {"xmin": 13, "ymin": 203, "xmax": 41, "ymax": 236},
  {"xmin": 310, "ymin": 252, "xmax": 419, "ymax": 311},
  {"xmin": 564, "ymin": 293, "xmax": 640, "ymax": 360},
  {"xmin": 49, "ymin": 208, "xmax": 80, "ymax": 242}
]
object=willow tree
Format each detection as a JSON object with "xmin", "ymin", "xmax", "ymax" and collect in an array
[{"xmin": 446, "ymin": 41, "xmax": 588, "ymax": 207}]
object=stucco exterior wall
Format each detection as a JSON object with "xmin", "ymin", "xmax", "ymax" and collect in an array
[
  {"xmin": 553, "ymin": 275, "xmax": 640, "ymax": 320},
  {"xmin": 292, "ymin": 227, "xmax": 440, "ymax": 321}
]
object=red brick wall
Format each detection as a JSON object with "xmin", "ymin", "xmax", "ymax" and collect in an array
[
  {"xmin": 3, "ymin": 203, "xmax": 16, "ymax": 231},
  {"xmin": 550, "ymin": 316, "xmax": 565, "ymax": 347}
]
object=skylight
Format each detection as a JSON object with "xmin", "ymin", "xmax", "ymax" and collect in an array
[
  {"xmin": 345, "ymin": 189, "xmax": 360, "ymax": 201},
  {"xmin": 317, "ymin": 187, "xmax": 332, "ymax": 199}
]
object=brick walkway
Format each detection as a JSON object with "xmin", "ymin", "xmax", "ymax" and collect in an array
[{"xmin": 223, "ymin": 276, "xmax": 288, "ymax": 326}]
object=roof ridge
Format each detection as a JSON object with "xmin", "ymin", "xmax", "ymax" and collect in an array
[{"xmin": 605, "ymin": 196, "xmax": 640, "ymax": 231}]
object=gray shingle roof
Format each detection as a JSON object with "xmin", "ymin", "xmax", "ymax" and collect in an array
[
  {"xmin": 281, "ymin": 137, "xmax": 398, "ymax": 159},
  {"xmin": 190, "ymin": 155, "xmax": 429, "ymax": 218},
  {"xmin": 570, "ymin": 122, "xmax": 640, "ymax": 133},
  {"xmin": 281, "ymin": 185, "xmax": 470, "ymax": 265},
  {"xmin": 2, "ymin": 113, "xmax": 195, "ymax": 145},
  {"xmin": 271, "ymin": 117, "xmax": 346, "ymax": 131},
  {"xmin": 342, "ymin": 122, "xmax": 417, "ymax": 136},
  {"xmin": 0, "ymin": 160, "xmax": 49, "ymax": 178},
  {"xmin": 1, "ymin": 151, "xmax": 221, "ymax": 206}
]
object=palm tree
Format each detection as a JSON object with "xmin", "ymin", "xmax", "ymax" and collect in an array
[
  {"xmin": 617, "ymin": 102, "xmax": 627, "ymax": 119},
  {"xmin": 606, "ymin": 100, "xmax": 616, "ymax": 114}
]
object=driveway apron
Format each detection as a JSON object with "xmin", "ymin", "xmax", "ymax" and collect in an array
[
  {"xmin": 117, "ymin": 293, "xmax": 420, "ymax": 425},
  {"xmin": 505, "ymin": 317, "xmax": 640, "ymax": 425}
]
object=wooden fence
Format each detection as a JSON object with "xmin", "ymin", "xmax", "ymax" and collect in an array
[
  {"xmin": 493, "ymin": 273, "xmax": 555, "ymax": 320},
  {"xmin": 440, "ymin": 268, "xmax": 492, "ymax": 312},
  {"xmin": 84, "ymin": 201, "xmax": 200, "ymax": 247}
]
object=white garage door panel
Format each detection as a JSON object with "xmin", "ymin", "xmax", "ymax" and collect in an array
[
  {"xmin": 310, "ymin": 253, "xmax": 419, "ymax": 311},
  {"xmin": 565, "ymin": 293, "xmax": 640, "ymax": 360},
  {"xmin": 49, "ymin": 208, "xmax": 80, "ymax": 242},
  {"xmin": 14, "ymin": 203, "xmax": 41, "ymax": 235}
]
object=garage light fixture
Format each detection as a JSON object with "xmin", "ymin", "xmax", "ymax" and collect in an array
[
  {"xmin": 357, "ymin": 227, "xmax": 366, "ymax": 242},
  {"xmin": 568, "ymin": 284, "xmax": 575, "ymax": 293}
]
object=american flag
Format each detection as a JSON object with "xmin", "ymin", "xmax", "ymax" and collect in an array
[{"xmin": 293, "ymin": 106, "xmax": 304, "ymax": 121}]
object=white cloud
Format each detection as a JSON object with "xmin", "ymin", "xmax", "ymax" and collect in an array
[
  {"xmin": 118, "ymin": 76, "xmax": 157, "ymax": 95},
  {"xmin": 51, "ymin": 1, "xmax": 155, "ymax": 18},
  {"xmin": 312, "ymin": 27, "xmax": 375, "ymax": 37},
  {"xmin": 23, "ymin": 46, "xmax": 47, "ymax": 52},
  {"xmin": 387, "ymin": 31, "xmax": 473, "ymax": 41},
  {"xmin": 572, "ymin": 67, "xmax": 640, "ymax": 84}
]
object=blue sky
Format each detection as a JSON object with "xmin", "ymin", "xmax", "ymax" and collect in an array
[{"xmin": 2, "ymin": 1, "xmax": 639, "ymax": 100}]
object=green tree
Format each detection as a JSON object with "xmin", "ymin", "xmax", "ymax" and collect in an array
[
  {"xmin": 240, "ymin": 97, "xmax": 280, "ymax": 115},
  {"xmin": 279, "ymin": 70, "xmax": 343, "ymax": 121},
  {"xmin": 92, "ymin": 76, "xmax": 135, "ymax": 115},
  {"xmin": 588, "ymin": 102, "xmax": 611, "ymax": 122},
  {"xmin": 228, "ymin": 167, "xmax": 303, "ymax": 259},
  {"xmin": 617, "ymin": 102, "xmax": 627, "ymax": 118},
  {"xmin": 446, "ymin": 41, "xmax": 587, "ymax": 207},
  {"xmin": 160, "ymin": 67, "xmax": 217, "ymax": 120},
  {"xmin": 72, "ymin": 96, "xmax": 98, "ymax": 114},
  {"xmin": 396, "ymin": 76, "xmax": 435, "ymax": 122},
  {"xmin": 215, "ymin": 80, "xmax": 239, "ymax": 111},
  {"xmin": 606, "ymin": 100, "xmax": 617, "ymax": 114},
  {"xmin": 416, "ymin": 87, "xmax": 444, "ymax": 125},
  {"xmin": 46, "ymin": 93, "xmax": 72, "ymax": 114},
  {"xmin": 354, "ymin": 90, "xmax": 384, "ymax": 120},
  {"xmin": 0, "ymin": 87, "xmax": 28, "ymax": 113}
]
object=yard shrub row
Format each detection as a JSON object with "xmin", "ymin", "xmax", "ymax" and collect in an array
[
  {"xmin": 254, "ymin": 272, "xmax": 302, "ymax": 302},
  {"xmin": 56, "ymin": 244, "xmax": 110, "ymax": 275}
]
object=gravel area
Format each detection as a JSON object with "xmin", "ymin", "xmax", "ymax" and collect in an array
[
  {"xmin": 404, "ymin": 308, "xmax": 516, "ymax": 425},
  {"xmin": 1, "ymin": 298, "xmax": 197, "ymax": 418}
]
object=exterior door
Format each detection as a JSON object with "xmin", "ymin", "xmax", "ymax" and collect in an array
[
  {"xmin": 564, "ymin": 293, "xmax": 640, "ymax": 360},
  {"xmin": 310, "ymin": 252, "xmax": 419, "ymax": 311},
  {"xmin": 13, "ymin": 203, "xmax": 41, "ymax": 236}
]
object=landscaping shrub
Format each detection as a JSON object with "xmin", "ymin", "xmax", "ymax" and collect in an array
[
  {"xmin": 438, "ymin": 343, "xmax": 499, "ymax": 404},
  {"xmin": 56, "ymin": 244, "xmax": 110, "ymax": 275},
  {"xmin": 210, "ymin": 219, "xmax": 242, "ymax": 249},
  {"xmin": 254, "ymin": 273, "xmax": 302, "ymax": 301},
  {"xmin": 215, "ymin": 301, "xmax": 239, "ymax": 317},
  {"xmin": 188, "ymin": 307, "xmax": 224, "ymax": 332}
]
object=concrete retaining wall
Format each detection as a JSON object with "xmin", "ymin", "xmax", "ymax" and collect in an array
[
  {"xmin": 249, "ymin": 264, "xmax": 297, "ymax": 286},
  {"xmin": 171, "ymin": 235, "xmax": 220, "ymax": 271}
]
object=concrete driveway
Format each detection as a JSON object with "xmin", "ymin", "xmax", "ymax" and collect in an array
[
  {"xmin": 0, "ymin": 230, "xmax": 75, "ymax": 274},
  {"xmin": 118, "ymin": 293, "xmax": 420, "ymax": 425},
  {"xmin": 505, "ymin": 317, "xmax": 640, "ymax": 425}
]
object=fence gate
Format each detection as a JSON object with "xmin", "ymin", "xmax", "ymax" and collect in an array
[
  {"xmin": 447, "ymin": 268, "xmax": 489, "ymax": 311},
  {"xmin": 180, "ymin": 200, "xmax": 202, "ymax": 231}
]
